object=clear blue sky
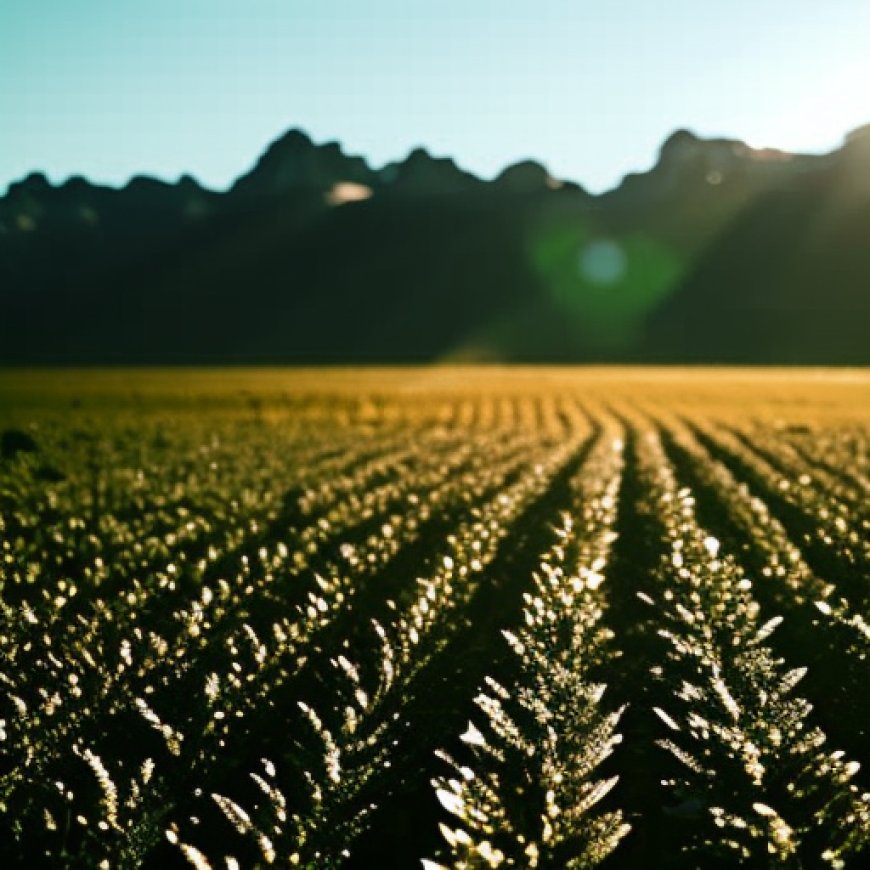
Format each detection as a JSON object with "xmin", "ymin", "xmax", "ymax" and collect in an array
[{"xmin": 3, "ymin": 0, "xmax": 869, "ymax": 194}]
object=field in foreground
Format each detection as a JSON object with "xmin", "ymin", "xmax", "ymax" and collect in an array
[{"xmin": 0, "ymin": 367, "xmax": 868, "ymax": 869}]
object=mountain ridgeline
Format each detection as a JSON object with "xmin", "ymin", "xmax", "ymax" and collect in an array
[{"xmin": 2, "ymin": 126, "xmax": 869, "ymax": 364}]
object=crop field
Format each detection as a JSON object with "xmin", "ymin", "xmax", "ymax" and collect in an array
[{"xmin": 0, "ymin": 367, "xmax": 868, "ymax": 869}]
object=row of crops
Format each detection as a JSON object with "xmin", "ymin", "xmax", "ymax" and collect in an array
[{"xmin": 0, "ymin": 373, "xmax": 868, "ymax": 867}]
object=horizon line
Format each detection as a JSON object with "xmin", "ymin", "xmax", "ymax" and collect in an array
[{"xmin": 4, "ymin": 120, "xmax": 867, "ymax": 200}]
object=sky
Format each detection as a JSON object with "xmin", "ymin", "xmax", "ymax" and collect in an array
[{"xmin": 3, "ymin": 0, "xmax": 870, "ymax": 194}]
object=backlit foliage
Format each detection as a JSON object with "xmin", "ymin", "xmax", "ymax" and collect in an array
[{"xmin": 0, "ymin": 369, "xmax": 867, "ymax": 867}]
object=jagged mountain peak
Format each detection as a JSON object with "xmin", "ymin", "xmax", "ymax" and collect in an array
[
  {"xmin": 6, "ymin": 172, "xmax": 52, "ymax": 198},
  {"xmin": 841, "ymin": 123, "xmax": 870, "ymax": 166},
  {"xmin": 845, "ymin": 122, "xmax": 870, "ymax": 145},
  {"xmin": 378, "ymin": 146, "xmax": 481, "ymax": 194},
  {"xmin": 494, "ymin": 159, "xmax": 563, "ymax": 193},
  {"xmin": 659, "ymin": 128, "xmax": 701, "ymax": 153},
  {"xmin": 231, "ymin": 128, "xmax": 376, "ymax": 197}
]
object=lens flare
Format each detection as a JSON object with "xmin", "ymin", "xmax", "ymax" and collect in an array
[{"xmin": 579, "ymin": 239, "xmax": 627, "ymax": 286}]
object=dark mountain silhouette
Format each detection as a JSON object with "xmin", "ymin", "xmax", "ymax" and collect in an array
[
  {"xmin": 231, "ymin": 129, "xmax": 378, "ymax": 198},
  {"xmin": 1, "ymin": 125, "xmax": 868, "ymax": 364}
]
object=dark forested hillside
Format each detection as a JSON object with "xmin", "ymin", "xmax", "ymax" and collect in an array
[{"xmin": 1, "ymin": 125, "xmax": 868, "ymax": 364}]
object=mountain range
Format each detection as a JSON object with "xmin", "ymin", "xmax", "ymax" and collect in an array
[{"xmin": 2, "ymin": 124, "xmax": 869, "ymax": 364}]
